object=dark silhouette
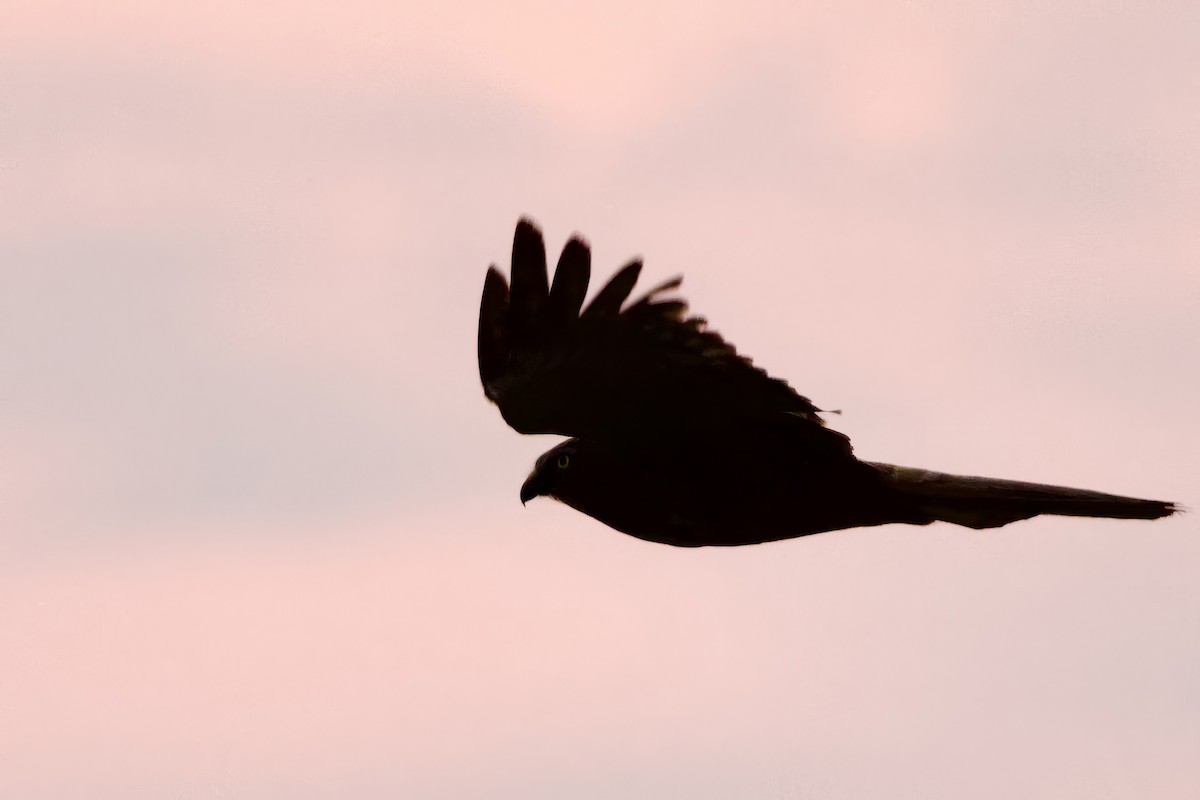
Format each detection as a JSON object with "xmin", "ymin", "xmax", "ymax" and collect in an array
[{"xmin": 479, "ymin": 219, "xmax": 1177, "ymax": 546}]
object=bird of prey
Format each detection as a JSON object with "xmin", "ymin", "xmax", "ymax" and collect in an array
[{"xmin": 478, "ymin": 218, "xmax": 1177, "ymax": 547}]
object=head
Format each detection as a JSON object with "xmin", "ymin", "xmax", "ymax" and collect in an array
[
  {"xmin": 520, "ymin": 439, "xmax": 582, "ymax": 505},
  {"xmin": 517, "ymin": 439, "xmax": 689, "ymax": 544}
]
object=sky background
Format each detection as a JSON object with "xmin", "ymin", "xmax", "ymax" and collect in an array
[{"xmin": 3, "ymin": 1, "xmax": 1199, "ymax": 797}]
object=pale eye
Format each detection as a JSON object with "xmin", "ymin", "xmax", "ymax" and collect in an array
[{"xmin": 556, "ymin": 453, "xmax": 571, "ymax": 469}]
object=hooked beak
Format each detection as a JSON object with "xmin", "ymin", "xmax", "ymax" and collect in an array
[{"xmin": 520, "ymin": 471, "xmax": 547, "ymax": 506}]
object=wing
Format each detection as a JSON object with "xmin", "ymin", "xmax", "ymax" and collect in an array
[{"xmin": 479, "ymin": 218, "xmax": 848, "ymax": 451}]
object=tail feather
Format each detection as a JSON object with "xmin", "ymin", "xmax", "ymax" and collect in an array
[{"xmin": 872, "ymin": 463, "xmax": 1179, "ymax": 530}]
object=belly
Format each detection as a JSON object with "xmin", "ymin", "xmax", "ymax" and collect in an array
[{"xmin": 563, "ymin": 455, "xmax": 914, "ymax": 547}]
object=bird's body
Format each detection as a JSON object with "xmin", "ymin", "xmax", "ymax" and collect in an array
[
  {"xmin": 524, "ymin": 432, "xmax": 916, "ymax": 547},
  {"xmin": 480, "ymin": 219, "xmax": 1177, "ymax": 547}
]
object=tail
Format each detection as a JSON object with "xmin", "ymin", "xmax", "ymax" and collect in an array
[{"xmin": 871, "ymin": 463, "xmax": 1179, "ymax": 530}]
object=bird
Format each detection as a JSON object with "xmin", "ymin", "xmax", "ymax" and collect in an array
[{"xmin": 478, "ymin": 218, "xmax": 1178, "ymax": 547}]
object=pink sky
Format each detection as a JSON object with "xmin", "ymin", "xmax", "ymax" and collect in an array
[{"xmin": 2, "ymin": 2, "xmax": 1198, "ymax": 798}]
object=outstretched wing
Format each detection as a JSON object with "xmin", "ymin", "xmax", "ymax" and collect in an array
[{"xmin": 479, "ymin": 218, "xmax": 847, "ymax": 450}]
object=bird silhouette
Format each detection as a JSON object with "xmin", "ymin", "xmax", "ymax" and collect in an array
[{"xmin": 478, "ymin": 218, "xmax": 1177, "ymax": 547}]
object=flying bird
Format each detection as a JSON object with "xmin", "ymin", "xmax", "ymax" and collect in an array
[{"xmin": 478, "ymin": 219, "xmax": 1177, "ymax": 547}]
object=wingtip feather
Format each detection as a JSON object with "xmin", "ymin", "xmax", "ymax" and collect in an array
[
  {"xmin": 478, "ymin": 265, "xmax": 511, "ymax": 397},
  {"xmin": 548, "ymin": 236, "xmax": 592, "ymax": 324},
  {"xmin": 582, "ymin": 259, "xmax": 643, "ymax": 318},
  {"xmin": 510, "ymin": 218, "xmax": 549, "ymax": 323}
]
